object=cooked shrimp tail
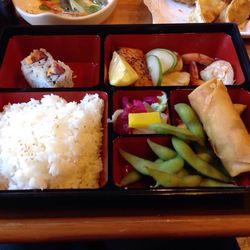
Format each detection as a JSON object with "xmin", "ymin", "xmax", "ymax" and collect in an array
[
  {"xmin": 189, "ymin": 61, "xmax": 204, "ymax": 85},
  {"xmin": 182, "ymin": 53, "xmax": 214, "ymax": 66}
]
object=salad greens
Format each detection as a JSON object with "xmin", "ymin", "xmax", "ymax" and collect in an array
[{"xmin": 151, "ymin": 94, "xmax": 167, "ymax": 112}]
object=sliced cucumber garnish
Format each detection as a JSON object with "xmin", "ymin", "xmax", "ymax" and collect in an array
[
  {"xmin": 146, "ymin": 48, "xmax": 177, "ymax": 74},
  {"xmin": 146, "ymin": 55, "xmax": 162, "ymax": 86}
]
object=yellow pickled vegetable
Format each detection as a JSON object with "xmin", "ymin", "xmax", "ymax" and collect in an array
[{"xmin": 128, "ymin": 112, "xmax": 162, "ymax": 129}]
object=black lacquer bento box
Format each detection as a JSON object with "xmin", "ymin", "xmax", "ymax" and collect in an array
[{"xmin": 0, "ymin": 23, "xmax": 250, "ymax": 200}]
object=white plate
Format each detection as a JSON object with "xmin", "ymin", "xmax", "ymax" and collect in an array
[
  {"xmin": 12, "ymin": 0, "xmax": 118, "ymax": 25},
  {"xmin": 144, "ymin": 0, "xmax": 250, "ymax": 38}
]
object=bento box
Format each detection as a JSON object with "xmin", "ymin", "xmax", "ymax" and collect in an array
[{"xmin": 0, "ymin": 23, "xmax": 250, "ymax": 199}]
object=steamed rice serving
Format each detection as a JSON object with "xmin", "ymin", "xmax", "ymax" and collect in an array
[{"xmin": 0, "ymin": 94, "xmax": 104, "ymax": 190}]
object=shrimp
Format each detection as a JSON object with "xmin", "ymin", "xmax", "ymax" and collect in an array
[
  {"xmin": 200, "ymin": 60, "xmax": 234, "ymax": 85},
  {"xmin": 182, "ymin": 53, "xmax": 214, "ymax": 85},
  {"xmin": 182, "ymin": 53, "xmax": 214, "ymax": 66},
  {"xmin": 189, "ymin": 61, "xmax": 204, "ymax": 85}
]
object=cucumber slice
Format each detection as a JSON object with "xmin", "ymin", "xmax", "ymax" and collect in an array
[
  {"xmin": 146, "ymin": 48, "xmax": 177, "ymax": 74},
  {"xmin": 146, "ymin": 55, "xmax": 162, "ymax": 86}
]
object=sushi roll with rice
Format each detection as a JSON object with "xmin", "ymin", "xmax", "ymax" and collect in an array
[{"xmin": 21, "ymin": 48, "xmax": 74, "ymax": 88}]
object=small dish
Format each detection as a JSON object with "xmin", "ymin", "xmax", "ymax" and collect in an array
[
  {"xmin": 112, "ymin": 89, "xmax": 169, "ymax": 134},
  {"xmin": 12, "ymin": 0, "xmax": 118, "ymax": 25},
  {"xmin": 169, "ymin": 88, "xmax": 250, "ymax": 186},
  {"xmin": 105, "ymin": 32, "xmax": 246, "ymax": 86},
  {"xmin": 169, "ymin": 88, "xmax": 250, "ymax": 133},
  {"xmin": 0, "ymin": 91, "xmax": 109, "ymax": 189},
  {"xmin": 0, "ymin": 34, "xmax": 100, "ymax": 88},
  {"xmin": 113, "ymin": 136, "xmax": 173, "ymax": 188}
]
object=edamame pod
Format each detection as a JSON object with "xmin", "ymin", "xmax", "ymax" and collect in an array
[
  {"xmin": 120, "ymin": 170, "xmax": 142, "ymax": 187},
  {"xmin": 147, "ymin": 139, "xmax": 176, "ymax": 160},
  {"xmin": 120, "ymin": 149, "xmax": 184, "ymax": 176},
  {"xmin": 174, "ymin": 103, "xmax": 206, "ymax": 142},
  {"xmin": 149, "ymin": 123, "xmax": 204, "ymax": 146},
  {"xmin": 154, "ymin": 158, "xmax": 164, "ymax": 164},
  {"xmin": 179, "ymin": 175, "xmax": 202, "ymax": 187},
  {"xmin": 146, "ymin": 167, "xmax": 180, "ymax": 187},
  {"xmin": 176, "ymin": 168, "xmax": 189, "ymax": 177},
  {"xmin": 200, "ymin": 178, "xmax": 235, "ymax": 187},
  {"xmin": 119, "ymin": 149, "xmax": 158, "ymax": 175},
  {"xmin": 147, "ymin": 167, "xmax": 202, "ymax": 187},
  {"xmin": 171, "ymin": 137, "xmax": 230, "ymax": 182},
  {"xmin": 158, "ymin": 156, "xmax": 184, "ymax": 174},
  {"xmin": 196, "ymin": 148, "xmax": 211, "ymax": 162},
  {"xmin": 175, "ymin": 103, "xmax": 211, "ymax": 161}
]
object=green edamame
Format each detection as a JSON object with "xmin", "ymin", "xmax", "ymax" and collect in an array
[
  {"xmin": 174, "ymin": 103, "xmax": 206, "ymax": 142},
  {"xmin": 171, "ymin": 137, "xmax": 230, "ymax": 182},
  {"xmin": 147, "ymin": 139, "xmax": 176, "ymax": 160},
  {"xmin": 200, "ymin": 178, "xmax": 235, "ymax": 187},
  {"xmin": 154, "ymin": 158, "xmax": 164, "ymax": 164},
  {"xmin": 175, "ymin": 103, "xmax": 212, "ymax": 162},
  {"xmin": 179, "ymin": 175, "xmax": 202, "ymax": 187},
  {"xmin": 146, "ymin": 167, "xmax": 180, "ymax": 187},
  {"xmin": 119, "ymin": 149, "xmax": 157, "ymax": 176},
  {"xmin": 176, "ymin": 168, "xmax": 189, "ymax": 177},
  {"xmin": 147, "ymin": 167, "xmax": 202, "ymax": 187},
  {"xmin": 119, "ymin": 149, "xmax": 184, "ymax": 176},
  {"xmin": 120, "ymin": 170, "xmax": 142, "ymax": 187},
  {"xmin": 148, "ymin": 123, "xmax": 204, "ymax": 146},
  {"xmin": 158, "ymin": 156, "xmax": 184, "ymax": 174},
  {"xmin": 195, "ymin": 146, "xmax": 212, "ymax": 162}
]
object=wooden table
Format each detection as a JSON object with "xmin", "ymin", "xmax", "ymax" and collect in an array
[
  {"xmin": 0, "ymin": 0, "xmax": 250, "ymax": 243},
  {"xmin": 1, "ymin": 194, "xmax": 250, "ymax": 242}
]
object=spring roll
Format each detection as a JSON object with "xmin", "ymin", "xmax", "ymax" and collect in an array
[
  {"xmin": 188, "ymin": 79, "xmax": 250, "ymax": 177},
  {"xmin": 234, "ymin": 103, "xmax": 247, "ymax": 115}
]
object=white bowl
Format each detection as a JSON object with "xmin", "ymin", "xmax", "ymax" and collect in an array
[{"xmin": 12, "ymin": 0, "xmax": 118, "ymax": 25}]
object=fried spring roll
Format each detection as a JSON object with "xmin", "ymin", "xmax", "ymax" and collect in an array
[
  {"xmin": 234, "ymin": 103, "xmax": 247, "ymax": 115},
  {"xmin": 188, "ymin": 79, "xmax": 250, "ymax": 177}
]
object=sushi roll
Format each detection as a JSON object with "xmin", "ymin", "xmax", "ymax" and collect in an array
[{"xmin": 21, "ymin": 48, "xmax": 74, "ymax": 88}]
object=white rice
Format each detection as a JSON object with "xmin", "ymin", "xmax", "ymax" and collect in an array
[{"xmin": 0, "ymin": 94, "xmax": 104, "ymax": 190}]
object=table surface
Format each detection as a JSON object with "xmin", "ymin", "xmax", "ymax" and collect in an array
[{"xmin": 0, "ymin": 0, "xmax": 250, "ymax": 243}]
